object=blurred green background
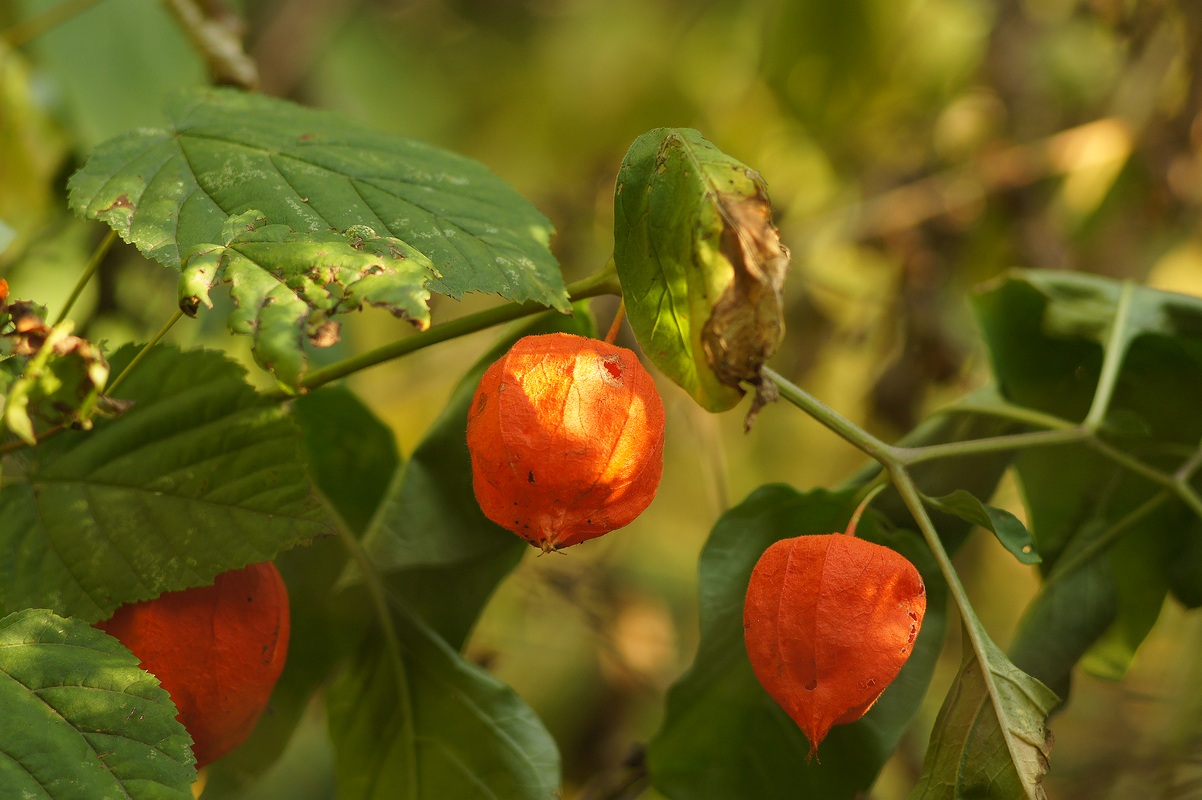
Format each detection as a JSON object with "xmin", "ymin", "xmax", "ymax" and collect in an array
[{"xmin": 4, "ymin": 0, "xmax": 1202, "ymax": 797}]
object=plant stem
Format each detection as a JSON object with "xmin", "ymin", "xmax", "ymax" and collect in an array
[
  {"xmin": 106, "ymin": 310, "xmax": 184, "ymax": 396},
  {"xmin": 887, "ymin": 465, "xmax": 1029, "ymax": 755},
  {"xmin": 53, "ymin": 229, "xmax": 116, "ymax": 326},
  {"xmin": 764, "ymin": 367, "xmax": 896, "ymax": 462},
  {"xmin": 296, "ymin": 269, "xmax": 621, "ymax": 393},
  {"xmin": 845, "ymin": 482, "xmax": 888, "ymax": 538},
  {"xmin": 895, "ymin": 427, "xmax": 1090, "ymax": 466},
  {"xmin": 1083, "ymin": 280, "xmax": 1135, "ymax": 432},
  {"xmin": 604, "ymin": 300, "xmax": 626, "ymax": 345},
  {"xmin": 934, "ymin": 393, "xmax": 1078, "ymax": 432},
  {"xmin": 330, "ymin": 515, "xmax": 419, "ymax": 798}
]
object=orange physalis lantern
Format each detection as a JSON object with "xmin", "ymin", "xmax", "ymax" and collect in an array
[
  {"xmin": 467, "ymin": 332, "xmax": 665, "ymax": 552},
  {"xmin": 743, "ymin": 533, "xmax": 926, "ymax": 756},
  {"xmin": 97, "ymin": 561, "xmax": 291, "ymax": 768}
]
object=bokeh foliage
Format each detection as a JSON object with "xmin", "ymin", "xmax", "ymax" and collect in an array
[{"xmin": 5, "ymin": 1, "xmax": 1202, "ymax": 798}]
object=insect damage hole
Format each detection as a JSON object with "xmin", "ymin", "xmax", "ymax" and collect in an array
[{"xmin": 601, "ymin": 356, "xmax": 624, "ymax": 384}]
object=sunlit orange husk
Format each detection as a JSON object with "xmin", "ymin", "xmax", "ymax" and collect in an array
[
  {"xmin": 97, "ymin": 561, "xmax": 291, "ymax": 768},
  {"xmin": 467, "ymin": 332, "xmax": 665, "ymax": 551},
  {"xmin": 743, "ymin": 533, "xmax": 926, "ymax": 756}
]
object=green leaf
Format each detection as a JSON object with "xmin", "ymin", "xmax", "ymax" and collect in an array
[
  {"xmin": 0, "ymin": 608, "xmax": 195, "ymax": 798},
  {"xmin": 0, "ymin": 344, "xmax": 333, "ymax": 622},
  {"xmin": 647, "ymin": 485, "xmax": 947, "ymax": 800},
  {"xmin": 614, "ymin": 128, "xmax": 788, "ymax": 413},
  {"xmin": 922, "ymin": 489, "xmax": 1041, "ymax": 564},
  {"xmin": 202, "ymin": 386, "xmax": 396, "ymax": 792},
  {"xmin": 292, "ymin": 385, "xmax": 400, "ymax": 536},
  {"xmin": 68, "ymin": 87, "xmax": 569, "ymax": 384},
  {"xmin": 974, "ymin": 269, "xmax": 1202, "ymax": 683},
  {"xmin": 911, "ymin": 627, "xmax": 1057, "ymax": 800},
  {"xmin": 358, "ymin": 308, "xmax": 595, "ymax": 647},
  {"xmin": 326, "ymin": 602, "xmax": 560, "ymax": 800}
]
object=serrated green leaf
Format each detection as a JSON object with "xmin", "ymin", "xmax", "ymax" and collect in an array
[
  {"xmin": 647, "ymin": 485, "xmax": 947, "ymax": 800},
  {"xmin": 68, "ymin": 87, "xmax": 569, "ymax": 384},
  {"xmin": 922, "ymin": 489, "xmax": 1041, "ymax": 564},
  {"xmin": 614, "ymin": 128, "xmax": 788, "ymax": 413},
  {"xmin": 326, "ymin": 602, "xmax": 560, "ymax": 800},
  {"xmin": 0, "ymin": 344, "xmax": 333, "ymax": 622},
  {"xmin": 0, "ymin": 608, "xmax": 195, "ymax": 799},
  {"xmin": 911, "ymin": 627, "xmax": 1057, "ymax": 800}
]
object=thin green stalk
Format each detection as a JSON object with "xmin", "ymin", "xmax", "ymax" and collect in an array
[
  {"xmin": 1083, "ymin": 280, "xmax": 1136, "ymax": 432},
  {"xmin": 53, "ymin": 230, "xmax": 116, "ymax": 326},
  {"xmin": 2, "ymin": 0, "xmax": 101, "ymax": 46},
  {"xmin": 764, "ymin": 367, "xmax": 896, "ymax": 462},
  {"xmin": 331, "ymin": 516, "xmax": 419, "ymax": 798},
  {"xmin": 106, "ymin": 309, "xmax": 184, "ymax": 396},
  {"xmin": 296, "ymin": 268, "xmax": 621, "ymax": 394},
  {"xmin": 895, "ymin": 427, "xmax": 1090, "ymax": 466},
  {"xmin": 887, "ymin": 464, "xmax": 1033, "ymax": 769},
  {"xmin": 937, "ymin": 394, "xmax": 1078, "ymax": 432},
  {"xmin": 1084, "ymin": 436, "xmax": 1202, "ymax": 517}
]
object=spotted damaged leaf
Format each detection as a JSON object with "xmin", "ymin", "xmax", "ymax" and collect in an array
[
  {"xmin": 68, "ymin": 87, "xmax": 569, "ymax": 386},
  {"xmin": 180, "ymin": 211, "xmax": 433, "ymax": 385},
  {"xmin": 0, "ymin": 280, "xmax": 116, "ymax": 444},
  {"xmin": 614, "ymin": 128, "xmax": 788, "ymax": 420}
]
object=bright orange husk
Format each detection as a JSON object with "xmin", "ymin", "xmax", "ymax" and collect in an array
[
  {"xmin": 467, "ymin": 332, "xmax": 665, "ymax": 551},
  {"xmin": 97, "ymin": 561, "xmax": 290, "ymax": 768},
  {"xmin": 743, "ymin": 534, "xmax": 926, "ymax": 756}
]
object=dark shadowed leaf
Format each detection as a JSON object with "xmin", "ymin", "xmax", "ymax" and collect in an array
[
  {"xmin": 325, "ymin": 601, "xmax": 560, "ymax": 800},
  {"xmin": 0, "ymin": 608, "xmax": 195, "ymax": 798},
  {"xmin": 202, "ymin": 386, "xmax": 397, "ymax": 793},
  {"xmin": 974, "ymin": 270, "xmax": 1202, "ymax": 683}
]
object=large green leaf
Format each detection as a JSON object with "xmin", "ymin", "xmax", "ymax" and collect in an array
[
  {"xmin": 0, "ymin": 608, "xmax": 195, "ymax": 798},
  {"xmin": 647, "ymin": 485, "xmax": 947, "ymax": 800},
  {"xmin": 326, "ymin": 602, "xmax": 560, "ymax": 800},
  {"xmin": 911, "ymin": 629, "xmax": 1057, "ymax": 800},
  {"xmin": 202, "ymin": 386, "xmax": 397, "ymax": 793},
  {"xmin": 68, "ymin": 87, "xmax": 569, "ymax": 384},
  {"xmin": 613, "ymin": 128, "xmax": 788, "ymax": 413},
  {"xmin": 973, "ymin": 270, "xmax": 1202, "ymax": 684},
  {"xmin": 0, "ymin": 344, "xmax": 333, "ymax": 622}
]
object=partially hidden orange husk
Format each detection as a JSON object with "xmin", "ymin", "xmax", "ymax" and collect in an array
[
  {"xmin": 97, "ymin": 561, "xmax": 290, "ymax": 768},
  {"xmin": 467, "ymin": 332, "xmax": 665, "ymax": 551}
]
